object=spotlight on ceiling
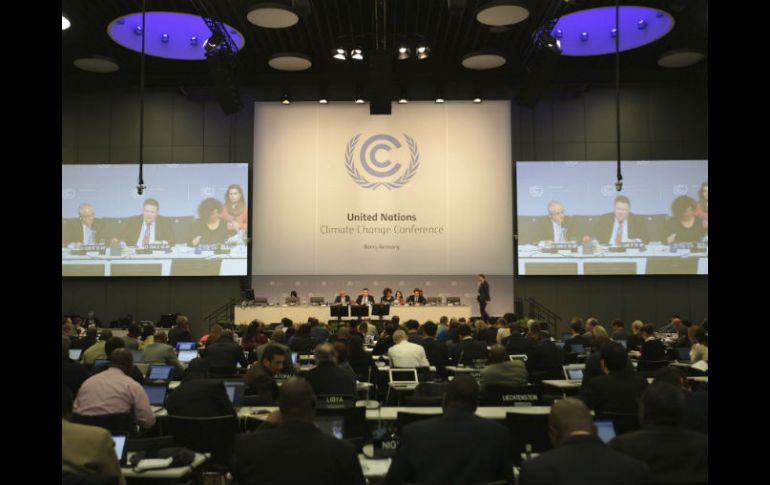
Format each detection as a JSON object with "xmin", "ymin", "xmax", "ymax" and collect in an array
[
  {"xmin": 205, "ymin": 31, "xmax": 225, "ymax": 53},
  {"xmin": 398, "ymin": 46, "xmax": 411, "ymax": 60},
  {"xmin": 416, "ymin": 45, "xmax": 431, "ymax": 60},
  {"xmin": 332, "ymin": 47, "xmax": 347, "ymax": 60},
  {"xmin": 62, "ymin": 13, "xmax": 71, "ymax": 31},
  {"xmin": 281, "ymin": 93, "xmax": 291, "ymax": 105},
  {"xmin": 350, "ymin": 48, "xmax": 364, "ymax": 61}
]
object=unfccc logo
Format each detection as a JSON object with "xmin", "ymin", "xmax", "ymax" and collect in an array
[
  {"xmin": 528, "ymin": 185, "xmax": 544, "ymax": 197},
  {"xmin": 345, "ymin": 133, "xmax": 419, "ymax": 190},
  {"xmin": 673, "ymin": 184, "xmax": 688, "ymax": 195}
]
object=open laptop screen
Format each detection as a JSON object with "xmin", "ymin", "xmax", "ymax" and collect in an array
[
  {"xmin": 143, "ymin": 384, "xmax": 168, "ymax": 406},
  {"xmin": 389, "ymin": 369, "xmax": 418, "ymax": 383},
  {"xmin": 131, "ymin": 350, "xmax": 144, "ymax": 363},
  {"xmin": 68, "ymin": 349, "xmax": 82, "ymax": 361},
  {"xmin": 570, "ymin": 343, "xmax": 585, "ymax": 354},
  {"xmin": 146, "ymin": 365, "xmax": 174, "ymax": 381},
  {"xmin": 93, "ymin": 359, "xmax": 109, "ymax": 367},
  {"xmin": 224, "ymin": 382, "xmax": 245, "ymax": 406},
  {"xmin": 567, "ymin": 368, "xmax": 584, "ymax": 380},
  {"xmin": 177, "ymin": 350, "xmax": 198, "ymax": 363},
  {"xmin": 112, "ymin": 435, "xmax": 127, "ymax": 465},
  {"xmin": 176, "ymin": 341, "xmax": 196, "ymax": 351},
  {"xmin": 675, "ymin": 347, "xmax": 691, "ymax": 361},
  {"xmin": 314, "ymin": 416, "xmax": 344, "ymax": 439},
  {"xmin": 594, "ymin": 419, "xmax": 616, "ymax": 443}
]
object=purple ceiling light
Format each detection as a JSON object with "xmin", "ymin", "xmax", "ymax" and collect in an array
[
  {"xmin": 108, "ymin": 12, "xmax": 245, "ymax": 60},
  {"xmin": 552, "ymin": 6, "xmax": 674, "ymax": 56}
]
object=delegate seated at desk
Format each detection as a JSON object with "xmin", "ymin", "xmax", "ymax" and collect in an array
[
  {"xmin": 119, "ymin": 198, "xmax": 176, "ymax": 246},
  {"xmin": 664, "ymin": 196, "xmax": 706, "ymax": 244},
  {"xmin": 406, "ymin": 288, "xmax": 427, "ymax": 305},
  {"xmin": 333, "ymin": 290, "xmax": 351, "ymax": 305},
  {"xmin": 190, "ymin": 197, "xmax": 230, "ymax": 246},
  {"xmin": 530, "ymin": 200, "xmax": 573, "ymax": 245},
  {"xmin": 592, "ymin": 195, "xmax": 649, "ymax": 245},
  {"xmin": 356, "ymin": 288, "xmax": 375, "ymax": 305},
  {"xmin": 63, "ymin": 203, "xmax": 105, "ymax": 247}
]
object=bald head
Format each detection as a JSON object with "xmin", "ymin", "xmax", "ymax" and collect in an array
[
  {"xmin": 109, "ymin": 348, "xmax": 134, "ymax": 375},
  {"xmin": 549, "ymin": 398, "xmax": 594, "ymax": 446},
  {"xmin": 278, "ymin": 377, "xmax": 316, "ymax": 421},
  {"xmin": 488, "ymin": 345, "xmax": 508, "ymax": 364},
  {"xmin": 393, "ymin": 329, "xmax": 407, "ymax": 344},
  {"xmin": 314, "ymin": 342, "xmax": 337, "ymax": 365},
  {"xmin": 443, "ymin": 375, "xmax": 478, "ymax": 412}
]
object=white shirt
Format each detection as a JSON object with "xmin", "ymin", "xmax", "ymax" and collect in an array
[
  {"xmin": 136, "ymin": 221, "xmax": 156, "ymax": 247},
  {"xmin": 609, "ymin": 219, "xmax": 628, "ymax": 246},
  {"xmin": 388, "ymin": 341, "xmax": 430, "ymax": 368},
  {"xmin": 551, "ymin": 221, "xmax": 566, "ymax": 243},
  {"xmin": 82, "ymin": 223, "xmax": 95, "ymax": 245}
]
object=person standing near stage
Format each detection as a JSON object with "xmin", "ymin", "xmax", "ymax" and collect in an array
[{"xmin": 477, "ymin": 274, "xmax": 490, "ymax": 322}]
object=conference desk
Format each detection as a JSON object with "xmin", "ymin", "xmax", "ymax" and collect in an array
[
  {"xmin": 517, "ymin": 243, "xmax": 708, "ymax": 275},
  {"xmin": 62, "ymin": 246, "xmax": 247, "ymax": 276},
  {"xmin": 234, "ymin": 304, "xmax": 472, "ymax": 325},
  {"xmin": 122, "ymin": 452, "xmax": 208, "ymax": 479},
  {"xmin": 542, "ymin": 379, "xmax": 582, "ymax": 390},
  {"xmin": 234, "ymin": 405, "xmax": 551, "ymax": 421}
]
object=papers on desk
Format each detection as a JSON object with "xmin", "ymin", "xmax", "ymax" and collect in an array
[
  {"xmin": 359, "ymin": 457, "xmax": 392, "ymax": 477},
  {"xmin": 691, "ymin": 360, "xmax": 708, "ymax": 372}
]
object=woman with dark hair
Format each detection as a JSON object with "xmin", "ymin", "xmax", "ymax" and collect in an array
[
  {"xmin": 241, "ymin": 320, "xmax": 268, "ymax": 351},
  {"xmin": 665, "ymin": 195, "xmax": 706, "ymax": 244},
  {"xmin": 393, "ymin": 290, "xmax": 405, "ymax": 306},
  {"xmin": 694, "ymin": 181, "xmax": 708, "ymax": 231},
  {"xmin": 289, "ymin": 323, "xmax": 316, "ymax": 354},
  {"xmin": 200, "ymin": 324, "xmax": 223, "ymax": 347},
  {"xmin": 191, "ymin": 198, "xmax": 228, "ymax": 246},
  {"xmin": 220, "ymin": 184, "xmax": 248, "ymax": 234},
  {"xmin": 381, "ymin": 288, "xmax": 394, "ymax": 304},
  {"xmin": 139, "ymin": 324, "xmax": 155, "ymax": 350}
]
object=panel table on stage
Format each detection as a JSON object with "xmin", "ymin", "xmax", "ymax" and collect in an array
[{"xmin": 234, "ymin": 304, "xmax": 472, "ymax": 325}]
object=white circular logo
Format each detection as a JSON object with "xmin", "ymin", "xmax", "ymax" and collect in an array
[
  {"xmin": 529, "ymin": 185, "xmax": 545, "ymax": 197},
  {"xmin": 451, "ymin": 281, "xmax": 458, "ymax": 287},
  {"xmin": 62, "ymin": 188, "xmax": 76, "ymax": 199},
  {"xmin": 373, "ymin": 281, "xmax": 380, "ymax": 286},
  {"xmin": 200, "ymin": 186, "xmax": 216, "ymax": 198},
  {"xmin": 269, "ymin": 281, "xmax": 275, "ymax": 286},
  {"xmin": 673, "ymin": 184, "xmax": 688, "ymax": 195},
  {"xmin": 321, "ymin": 281, "xmax": 327, "ymax": 287},
  {"xmin": 601, "ymin": 185, "xmax": 615, "ymax": 196},
  {"xmin": 294, "ymin": 281, "xmax": 301, "ymax": 286}
]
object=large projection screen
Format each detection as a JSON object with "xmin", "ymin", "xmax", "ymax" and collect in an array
[
  {"xmin": 252, "ymin": 101, "xmax": 514, "ymax": 275},
  {"xmin": 516, "ymin": 160, "xmax": 708, "ymax": 275},
  {"xmin": 62, "ymin": 163, "xmax": 250, "ymax": 277}
]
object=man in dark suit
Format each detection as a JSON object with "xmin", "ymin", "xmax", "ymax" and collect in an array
[
  {"xmin": 610, "ymin": 382, "xmax": 708, "ymax": 485},
  {"xmin": 419, "ymin": 321, "xmax": 448, "ymax": 375},
  {"xmin": 244, "ymin": 346, "xmax": 285, "ymax": 404},
  {"xmin": 406, "ymin": 288, "xmax": 427, "ymax": 305},
  {"xmin": 63, "ymin": 203, "xmax": 104, "ymax": 247},
  {"xmin": 592, "ymin": 195, "xmax": 649, "ymax": 245},
  {"xmin": 62, "ymin": 338, "xmax": 90, "ymax": 395},
  {"xmin": 477, "ymin": 274, "xmax": 490, "ymax": 322},
  {"xmin": 333, "ymin": 290, "xmax": 351, "ymax": 305},
  {"xmin": 503, "ymin": 326, "xmax": 535, "ymax": 355},
  {"xmin": 355, "ymin": 288, "xmax": 375, "ymax": 305},
  {"xmin": 305, "ymin": 343, "xmax": 356, "ymax": 396},
  {"xmin": 525, "ymin": 324, "xmax": 565, "ymax": 381},
  {"xmin": 519, "ymin": 397, "xmax": 652, "ymax": 485},
  {"xmin": 165, "ymin": 374, "xmax": 235, "ymax": 417},
  {"xmin": 167, "ymin": 315, "xmax": 192, "ymax": 347},
  {"xmin": 201, "ymin": 330, "xmax": 248, "ymax": 372},
  {"xmin": 384, "ymin": 375, "xmax": 513, "ymax": 485},
  {"xmin": 580, "ymin": 343, "xmax": 648, "ymax": 415},
  {"xmin": 450, "ymin": 324, "xmax": 489, "ymax": 366},
  {"xmin": 231, "ymin": 378, "xmax": 365, "ymax": 485},
  {"xmin": 529, "ymin": 200, "xmax": 573, "ymax": 244},
  {"xmin": 120, "ymin": 198, "xmax": 175, "ymax": 246}
]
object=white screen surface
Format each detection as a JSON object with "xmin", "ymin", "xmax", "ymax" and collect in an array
[
  {"xmin": 516, "ymin": 161, "xmax": 707, "ymax": 275},
  {"xmin": 62, "ymin": 163, "xmax": 249, "ymax": 277},
  {"xmin": 252, "ymin": 102, "xmax": 513, "ymax": 275}
]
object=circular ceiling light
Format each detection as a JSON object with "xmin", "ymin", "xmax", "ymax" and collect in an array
[
  {"xmin": 461, "ymin": 52, "xmax": 506, "ymax": 70},
  {"xmin": 268, "ymin": 52, "xmax": 312, "ymax": 71},
  {"xmin": 476, "ymin": 1, "xmax": 530, "ymax": 27},
  {"xmin": 552, "ymin": 6, "xmax": 674, "ymax": 56},
  {"xmin": 74, "ymin": 55, "xmax": 120, "ymax": 73},
  {"xmin": 108, "ymin": 12, "xmax": 245, "ymax": 60},
  {"xmin": 247, "ymin": 3, "xmax": 299, "ymax": 29},
  {"xmin": 657, "ymin": 48, "xmax": 705, "ymax": 68},
  {"xmin": 62, "ymin": 14, "xmax": 71, "ymax": 31}
]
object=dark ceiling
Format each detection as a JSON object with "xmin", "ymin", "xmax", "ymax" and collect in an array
[{"xmin": 61, "ymin": 0, "xmax": 708, "ymax": 102}]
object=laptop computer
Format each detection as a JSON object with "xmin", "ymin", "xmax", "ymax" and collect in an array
[
  {"xmin": 131, "ymin": 350, "xmax": 144, "ymax": 363},
  {"xmin": 112, "ymin": 435, "xmax": 128, "ymax": 465},
  {"xmin": 563, "ymin": 364, "xmax": 586, "ymax": 380},
  {"xmin": 143, "ymin": 384, "xmax": 168, "ymax": 408},
  {"xmin": 561, "ymin": 332, "xmax": 572, "ymax": 341},
  {"xmin": 569, "ymin": 343, "xmax": 585, "ymax": 354},
  {"xmin": 175, "ymin": 341, "xmax": 196, "ymax": 351},
  {"xmin": 594, "ymin": 419, "xmax": 616, "ymax": 443},
  {"xmin": 177, "ymin": 349, "xmax": 198, "ymax": 363},
  {"xmin": 291, "ymin": 352, "xmax": 299, "ymax": 365},
  {"xmin": 224, "ymin": 381, "xmax": 245, "ymax": 407},
  {"xmin": 146, "ymin": 364, "xmax": 174, "ymax": 382},
  {"xmin": 388, "ymin": 369, "xmax": 418, "ymax": 388},
  {"xmin": 68, "ymin": 349, "xmax": 83, "ymax": 361},
  {"xmin": 314, "ymin": 416, "xmax": 344, "ymax": 439},
  {"xmin": 675, "ymin": 347, "xmax": 691, "ymax": 362}
]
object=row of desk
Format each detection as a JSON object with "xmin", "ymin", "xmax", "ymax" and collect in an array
[{"xmin": 234, "ymin": 304, "xmax": 472, "ymax": 325}]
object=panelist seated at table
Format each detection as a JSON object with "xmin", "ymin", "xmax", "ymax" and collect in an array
[
  {"xmin": 664, "ymin": 196, "xmax": 706, "ymax": 244},
  {"xmin": 531, "ymin": 200, "xmax": 574, "ymax": 245},
  {"xmin": 381, "ymin": 288, "xmax": 395, "ymax": 304},
  {"xmin": 190, "ymin": 197, "xmax": 230, "ymax": 246},
  {"xmin": 119, "ymin": 198, "xmax": 176, "ymax": 247},
  {"xmin": 406, "ymin": 288, "xmax": 427, "ymax": 306},
  {"xmin": 63, "ymin": 203, "xmax": 105, "ymax": 247},
  {"xmin": 333, "ymin": 290, "xmax": 351, "ymax": 305},
  {"xmin": 356, "ymin": 288, "xmax": 375, "ymax": 305},
  {"xmin": 591, "ymin": 195, "xmax": 649, "ymax": 246}
]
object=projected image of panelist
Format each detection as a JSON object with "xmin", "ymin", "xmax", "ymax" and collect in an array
[
  {"xmin": 406, "ymin": 288, "xmax": 427, "ymax": 306},
  {"xmin": 393, "ymin": 290, "xmax": 405, "ymax": 306},
  {"xmin": 694, "ymin": 181, "xmax": 708, "ymax": 232},
  {"xmin": 531, "ymin": 200, "xmax": 572, "ymax": 245},
  {"xmin": 665, "ymin": 196, "xmax": 706, "ymax": 244},
  {"xmin": 220, "ymin": 184, "xmax": 248, "ymax": 235},
  {"xmin": 592, "ymin": 195, "xmax": 649, "ymax": 246},
  {"xmin": 63, "ymin": 203, "xmax": 103, "ymax": 247},
  {"xmin": 356, "ymin": 288, "xmax": 375, "ymax": 305},
  {"xmin": 120, "ymin": 198, "xmax": 175, "ymax": 247},
  {"xmin": 191, "ymin": 198, "xmax": 229, "ymax": 246}
]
